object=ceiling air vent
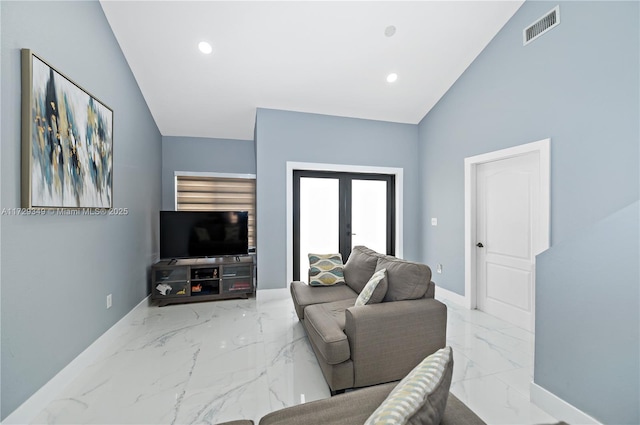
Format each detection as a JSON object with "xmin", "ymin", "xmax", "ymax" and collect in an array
[{"xmin": 523, "ymin": 6, "xmax": 560, "ymax": 46}]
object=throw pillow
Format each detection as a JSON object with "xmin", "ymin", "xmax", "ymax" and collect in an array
[
  {"xmin": 364, "ymin": 346, "xmax": 453, "ymax": 425},
  {"xmin": 355, "ymin": 268, "xmax": 388, "ymax": 306},
  {"xmin": 308, "ymin": 253, "xmax": 345, "ymax": 286}
]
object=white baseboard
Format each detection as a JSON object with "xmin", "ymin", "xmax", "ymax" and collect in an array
[
  {"xmin": 2, "ymin": 296, "xmax": 151, "ymax": 425},
  {"xmin": 530, "ymin": 382, "xmax": 602, "ymax": 425},
  {"xmin": 435, "ymin": 285, "xmax": 468, "ymax": 307}
]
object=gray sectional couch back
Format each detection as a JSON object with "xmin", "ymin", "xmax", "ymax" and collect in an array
[{"xmin": 344, "ymin": 246, "xmax": 435, "ymax": 301}]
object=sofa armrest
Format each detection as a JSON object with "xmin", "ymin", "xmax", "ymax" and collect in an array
[
  {"xmin": 345, "ymin": 298, "xmax": 447, "ymax": 388},
  {"xmin": 258, "ymin": 382, "xmax": 397, "ymax": 425}
]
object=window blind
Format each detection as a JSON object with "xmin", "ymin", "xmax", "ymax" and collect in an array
[{"xmin": 176, "ymin": 175, "xmax": 256, "ymax": 248}]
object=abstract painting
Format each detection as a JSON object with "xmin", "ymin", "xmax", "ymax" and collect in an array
[{"xmin": 21, "ymin": 49, "xmax": 113, "ymax": 209}]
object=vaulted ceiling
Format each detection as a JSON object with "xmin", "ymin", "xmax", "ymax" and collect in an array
[{"xmin": 100, "ymin": 1, "xmax": 523, "ymax": 140}]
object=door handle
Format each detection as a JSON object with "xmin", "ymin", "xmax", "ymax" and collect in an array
[{"xmin": 476, "ymin": 242, "xmax": 484, "ymax": 248}]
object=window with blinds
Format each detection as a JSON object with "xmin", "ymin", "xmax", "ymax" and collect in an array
[{"xmin": 176, "ymin": 175, "xmax": 256, "ymax": 248}]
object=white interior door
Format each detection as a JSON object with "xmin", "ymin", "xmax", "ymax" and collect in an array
[{"xmin": 476, "ymin": 152, "xmax": 540, "ymax": 331}]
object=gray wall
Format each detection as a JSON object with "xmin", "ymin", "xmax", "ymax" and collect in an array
[
  {"xmin": 535, "ymin": 201, "xmax": 639, "ymax": 424},
  {"xmin": 161, "ymin": 136, "xmax": 256, "ymax": 210},
  {"xmin": 418, "ymin": 0, "xmax": 639, "ymax": 295},
  {"xmin": 255, "ymin": 108, "xmax": 421, "ymax": 290},
  {"xmin": 0, "ymin": 1, "xmax": 162, "ymax": 419},
  {"xmin": 417, "ymin": 1, "xmax": 638, "ymax": 423}
]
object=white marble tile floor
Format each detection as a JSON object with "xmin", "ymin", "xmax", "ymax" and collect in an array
[
  {"xmin": 28, "ymin": 289, "xmax": 557, "ymax": 424},
  {"xmin": 441, "ymin": 298, "xmax": 557, "ymax": 425}
]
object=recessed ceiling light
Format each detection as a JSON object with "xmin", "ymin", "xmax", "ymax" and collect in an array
[
  {"xmin": 386, "ymin": 73, "xmax": 398, "ymax": 83},
  {"xmin": 198, "ymin": 41, "xmax": 213, "ymax": 54},
  {"xmin": 385, "ymin": 25, "xmax": 396, "ymax": 37}
]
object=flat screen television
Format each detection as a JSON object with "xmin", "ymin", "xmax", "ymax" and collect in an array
[{"xmin": 160, "ymin": 211, "xmax": 249, "ymax": 259}]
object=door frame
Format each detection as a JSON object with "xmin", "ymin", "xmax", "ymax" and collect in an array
[
  {"xmin": 286, "ymin": 161, "xmax": 403, "ymax": 284},
  {"xmin": 463, "ymin": 139, "xmax": 551, "ymax": 322}
]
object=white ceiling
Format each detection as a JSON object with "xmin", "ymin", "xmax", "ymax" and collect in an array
[{"xmin": 100, "ymin": 1, "xmax": 523, "ymax": 141}]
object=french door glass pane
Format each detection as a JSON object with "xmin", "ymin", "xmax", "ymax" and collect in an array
[
  {"xmin": 299, "ymin": 177, "xmax": 340, "ymax": 278},
  {"xmin": 351, "ymin": 179, "xmax": 387, "ymax": 253}
]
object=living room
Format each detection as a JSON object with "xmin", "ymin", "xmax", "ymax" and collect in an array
[{"xmin": 1, "ymin": 1, "xmax": 638, "ymax": 425}]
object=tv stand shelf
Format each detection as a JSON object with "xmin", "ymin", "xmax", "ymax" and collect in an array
[{"xmin": 152, "ymin": 255, "xmax": 254, "ymax": 306}]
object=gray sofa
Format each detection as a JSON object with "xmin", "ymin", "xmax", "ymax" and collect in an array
[
  {"xmin": 290, "ymin": 246, "xmax": 448, "ymax": 393},
  {"xmin": 217, "ymin": 381, "xmax": 486, "ymax": 425}
]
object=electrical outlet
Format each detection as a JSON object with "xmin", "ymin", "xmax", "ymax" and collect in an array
[
  {"xmin": 436, "ymin": 264, "xmax": 443, "ymax": 274},
  {"xmin": 431, "ymin": 218, "xmax": 438, "ymax": 226},
  {"xmin": 106, "ymin": 294, "xmax": 112, "ymax": 309}
]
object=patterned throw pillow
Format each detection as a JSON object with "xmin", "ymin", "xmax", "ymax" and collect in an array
[
  {"xmin": 364, "ymin": 346, "xmax": 453, "ymax": 425},
  {"xmin": 308, "ymin": 253, "xmax": 345, "ymax": 286},
  {"xmin": 355, "ymin": 268, "xmax": 387, "ymax": 306}
]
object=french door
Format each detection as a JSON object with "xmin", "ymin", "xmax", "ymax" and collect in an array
[{"xmin": 293, "ymin": 171, "xmax": 395, "ymax": 281}]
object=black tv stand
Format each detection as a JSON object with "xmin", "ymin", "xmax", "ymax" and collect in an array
[{"xmin": 152, "ymin": 254, "xmax": 255, "ymax": 306}]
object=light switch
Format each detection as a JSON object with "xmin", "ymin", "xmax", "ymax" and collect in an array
[
  {"xmin": 431, "ymin": 218, "xmax": 438, "ymax": 226},
  {"xmin": 436, "ymin": 264, "xmax": 443, "ymax": 274}
]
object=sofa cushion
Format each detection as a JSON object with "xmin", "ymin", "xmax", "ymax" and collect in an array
[
  {"xmin": 440, "ymin": 394, "xmax": 486, "ymax": 425},
  {"xmin": 364, "ymin": 346, "xmax": 453, "ymax": 425},
  {"xmin": 259, "ymin": 382, "xmax": 398, "ymax": 425},
  {"xmin": 355, "ymin": 268, "xmax": 388, "ymax": 306},
  {"xmin": 308, "ymin": 253, "xmax": 345, "ymax": 286},
  {"xmin": 303, "ymin": 299, "xmax": 355, "ymax": 364},
  {"xmin": 257, "ymin": 380, "xmax": 485, "ymax": 425},
  {"xmin": 290, "ymin": 281, "xmax": 357, "ymax": 320},
  {"xmin": 343, "ymin": 246, "xmax": 381, "ymax": 293},
  {"xmin": 376, "ymin": 257, "xmax": 431, "ymax": 302}
]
